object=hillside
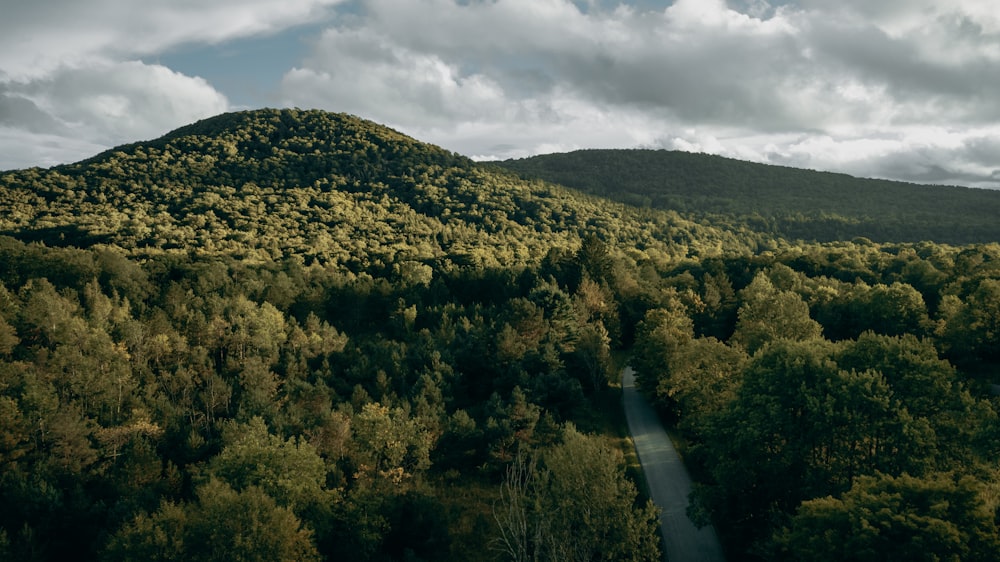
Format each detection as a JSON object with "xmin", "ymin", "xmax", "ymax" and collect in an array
[
  {"xmin": 0, "ymin": 110, "xmax": 762, "ymax": 269},
  {"xmin": 1, "ymin": 109, "xmax": 999, "ymax": 562},
  {"xmin": 496, "ymin": 149, "xmax": 1000, "ymax": 244}
]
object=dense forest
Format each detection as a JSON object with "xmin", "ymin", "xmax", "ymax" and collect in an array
[
  {"xmin": 0, "ymin": 108, "xmax": 998, "ymax": 561},
  {"xmin": 497, "ymin": 149, "xmax": 1000, "ymax": 244}
]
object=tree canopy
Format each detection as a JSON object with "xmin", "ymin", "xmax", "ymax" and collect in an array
[{"xmin": 0, "ymin": 108, "xmax": 998, "ymax": 560}]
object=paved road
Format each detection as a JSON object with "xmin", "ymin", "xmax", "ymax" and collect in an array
[{"xmin": 622, "ymin": 367, "xmax": 726, "ymax": 562}]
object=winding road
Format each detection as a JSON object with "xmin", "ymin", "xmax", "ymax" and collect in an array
[{"xmin": 622, "ymin": 367, "xmax": 726, "ymax": 562}]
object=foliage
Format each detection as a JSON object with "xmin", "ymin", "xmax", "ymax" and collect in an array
[
  {"xmin": 498, "ymin": 148, "xmax": 1000, "ymax": 244},
  {"xmin": 0, "ymin": 109, "xmax": 998, "ymax": 560},
  {"xmin": 492, "ymin": 426, "xmax": 660, "ymax": 562},
  {"xmin": 776, "ymin": 472, "xmax": 1000, "ymax": 562},
  {"xmin": 105, "ymin": 479, "xmax": 320, "ymax": 562}
]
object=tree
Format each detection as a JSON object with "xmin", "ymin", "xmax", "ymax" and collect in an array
[
  {"xmin": 696, "ymin": 270, "xmax": 738, "ymax": 340},
  {"xmin": 699, "ymin": 339, "xmax": 934, "ymax": 553},
  {"xmin": 938, "ymin": 278, "xmax": 1000, "ymax": 364},
  {"xmin": 219, "ymin": 295, "xmax": 287, "ymax": 368},
  {"xmin": 730, "ymin": 272, "xmax": 822, "ymax": 354},
  {"xmin": 569, "ymin": 321, "xmax": 613, "ymax": 393},
  {"xmin": 659, "ymin": 336, "xmax": 747, "ymax": 434},
  {"xmin": 493, "ymin": 426, "xmax": 661, "ymax": 562},
  {"xmin": 493, "ymin": 451, "xmax": 542, "ymax": 562},
  {"xmin": 105, "ymin": 479, "xmax": 320, "ymax": 562},
  {"xmin": 836, "ymin": 332, "xmax": 986, "ymax": 468},
  {"xmin": 860, "ymin": 282, "xmax": 932, "ymax": 338},
  {"xmin": 576, "ymin": 234, "xmax": 613, "ymax": 284},
  {"xmin": 16, "ymin": 278, "xmax": 86, "ymax": 349},
  {"xmin": 631, "ymin": 305, "xmax": 695, "ymax": 401},
  {"xmin": 777, "ymin": 472, "xmax": 1000, "ymax": 562},
  {"xmin": 350, "ymin": 402, "xmax": 434, "ymax": 485},
  {"xmin": 206, "ymin": 417, "xmax": 332, "ymax": 514},
  {"xmin": 484, "ymin": 387, "xmax": 542, "ymax": 467},
  {"xmin": 0, "ymin": 316, "xmax": 18, "ymax": 356}
]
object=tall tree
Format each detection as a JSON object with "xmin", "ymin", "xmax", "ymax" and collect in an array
[
  {"xmin": 776, "ymin": 472, "xmax": 1000, "ymax": 562},
  {"xmin": 730, "ymin": 272, "xmax": 822, "ymax": 354},
  {"xmin": 699, "ymin": 339, "xmax": 934, "ymax": 553},
  {"xmin": 493, "ymin": 426, "xmax": 660, "ymax": 562},
  {"xmin": 105, "ymin": 479, "xmax": 320, "ymax": 562}
]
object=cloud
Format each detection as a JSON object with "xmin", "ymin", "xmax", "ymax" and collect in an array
[
  {"xmin": 0, "ymin": 0, "xmax": 346, "ymax": 80},
  {"xmin": 0, "ymin": 127, "xmax": 109, "ymax": 171},
  {"xmin": 3, "ymin": 0, "xmax": 999, "ymax": 188},
  {"xmin": 283, "ymin": 28, "xmax": 511, "ymax": 128},
  {"xmin": 0, "ymin": 0, "xmax": 345, "ymax": 170},
  {"xmin": 684, "ymin": 125, "xmax": 1000, "ymax": 188},
  {"xmin": 0, "ymin": 61, "xmax": 228, "ymax": 170},
  {"xmin": 277, "ymin": 0, "xmax": 1000, "ymax": 187}
]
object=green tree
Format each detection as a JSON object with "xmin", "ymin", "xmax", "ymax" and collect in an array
[
  {"xmin": 576, "ymin": 234, "xmax": 613, "ymax": 284},
  {"xmin": 699, "ymin": 339, "xmax": 934, "ymax": 553},
  {"xmin": 105, "ymin": 479, "xmax": 320, "ymax": 562},
  {"xmin": 206, "ymin": 417, "xmax": 333, "ymax": 513},
  {"xmin": 837, "ymin": 332, "xmax": 987, "ymax": 468},
  {"xmin": 570, "ymin": 321, "xmax": 613, "ymax": 393},
  {"xmin": 631, "ymin": 304, "xmax": 695, "ymax": 402},
  {"xmin": 659, "ymin": 336, "xmax": 747, "ymax": 434},
  {"xmin": 777, "ymin": 472, "xmax": 1000, "ymax": 562},
  {"xmin": 730, "ymin": 272, "xmax": 822, "ymax": 354},
  {"xmin": 0, "ymin": 316, "xmax": 18, "ymax": 356},
  {"xmin": 861, "ymin": 282, "xmax": 932, "ymax": 337},
  {"xmin": 493, "ymin": 426, "xmax": 660, "ymax": 562},
  {"xmin": 938, "ymin": 278, "xmax": 1000, "ymax": 364},
  {"xmin": 350, "ymin": 402, "xmax": 434, "ymax": 485}
]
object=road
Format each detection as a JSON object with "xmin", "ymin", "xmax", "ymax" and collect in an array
[{"xmin": 622, "ymin": 367, "xmax": 726, "ymax": 562}]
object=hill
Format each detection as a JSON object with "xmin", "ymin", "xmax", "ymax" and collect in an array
[
  {"xmin": 0, "ymin": 110, "xmax": 761, "ymax": 269},
  {"xmin": 0, "ymin": 108, "xmax": 678, "ymax": 561},
  {"xmin": 495, "ymin": 149, "xmax": 1000, "ymax": 244},
  {"xmin": 1, "ymin": 109, "xmax": 999, "ymax": 562}
]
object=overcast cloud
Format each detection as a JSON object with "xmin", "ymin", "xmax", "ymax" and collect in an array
[{"xmin": 2, "ymin": 0, "xmax": 999, "ymax": 188}]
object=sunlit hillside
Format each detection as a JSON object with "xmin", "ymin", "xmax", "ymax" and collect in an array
[{"xmin": 0, "ymin": 109, "xmax": 998, "ymax": 562}]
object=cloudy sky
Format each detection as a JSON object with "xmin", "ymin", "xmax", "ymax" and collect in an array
[{"xmin": 2, "ymin": 0, "xmax": 999, "ymax": 188}]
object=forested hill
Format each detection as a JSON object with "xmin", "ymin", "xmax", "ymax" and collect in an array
[
  {"xmin": 496, "ymin": 149, "xmax": 1000, "ymax": 244},
  {"xmin": 0, "ymin": 109, "xmax": 761, "ymax": 268},
  {"xmin": 2, "ymin": 108, "xmax": 1000, "ymax": 561}
]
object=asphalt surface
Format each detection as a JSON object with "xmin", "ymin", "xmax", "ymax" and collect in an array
[{"xmin": 622, "ymin": 367, "xmax": 727, "ymax": 562}]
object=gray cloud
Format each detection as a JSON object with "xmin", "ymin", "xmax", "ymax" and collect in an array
[
  {"xmin": 0, "ymin": 127, "xmax": 109, "ymax": 170},
  {"xmin": 0, "ymin": 92, "xmax": 63, "ymax": 133},
  {"xmin": 0, "ymin": 0, "xmax": 347, "ymax": 79},
  {"xmin": 0, "ymin": 61, "xmax": 228, "ymax": 170},
  {"xmin": 0, "ymin": 0, "xmax": 346, "ymax": 170},
  {"xmin": 277, "ymin": 0, "xmax": 1000, "ymax": 187},
  {"xmin": 2, "ymin": 0, "xmax": 999, "ymax": 188}
]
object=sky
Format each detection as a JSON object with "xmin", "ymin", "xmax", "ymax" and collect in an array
[{"xmin": 2, "ymin": 0, "xmax": 1000, "ymax": 189}]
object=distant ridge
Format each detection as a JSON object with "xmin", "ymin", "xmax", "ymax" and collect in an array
[{"xmin": 496, "ymin": 149, "xmax": 1000, "ymax": 244}]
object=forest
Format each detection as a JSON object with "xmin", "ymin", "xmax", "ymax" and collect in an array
[
  {"xmin": 497, "ymin": 148, "xmax": 1000, "ymax": 245},
  {"xmin": 0, "ymin": 108, "xmax": 998, "ymax": 561}
]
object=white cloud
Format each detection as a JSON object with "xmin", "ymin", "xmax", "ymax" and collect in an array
[
  {"xmin": 774, "ymin": 127, "xmax": 1000, "ymax": 187},
  {"xmin": 0, "ymin": 127, "xmax": 109, "ymax": 170},
  {"xmin": 283, "ymin": 28, "xmax": 512, "ymax": 128},
  {"xmin": 0, "ymin": 0, "xmax": 352, "ymax": 170},
  {"xmin": 2, "ymin": 0, "xmax": 999, "ymax": 188},
  {"xmin": 0, "ymin": 0, "xmax": 346, "ymax": 80},
  {"xmin": 0, "ymin": 61, "xmax": 228, "ymax": 170},
  {"xmin": 277, "ymin": 0, "xmax": 1000, "ymax": 187},
  {"xmin": 21, "ymin": 61, "xmax": 228, "ymax": 139}
]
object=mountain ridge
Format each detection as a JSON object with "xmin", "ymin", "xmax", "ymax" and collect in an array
[
  {"xmin": 3, "ymin": 108, "xmax": 996, "ymax": 256},
  {"xmin": 495, "ymin": 148, "xmax": 1000, "ymax": 244}
]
